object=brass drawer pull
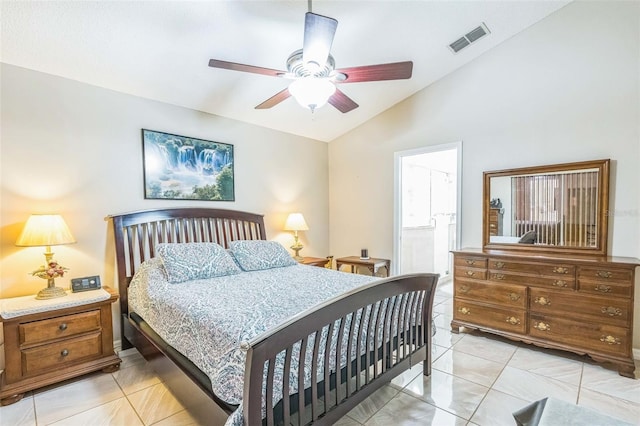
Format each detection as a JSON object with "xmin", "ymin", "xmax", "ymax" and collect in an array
[
  {"xmin": 552, "ymin": 280, "xmax": 568, "ymax": 288},
  {"xmin": 600, "ymin": 335, "xmax": 621, "ymax": 345},
  {"xmin": 506, "ymin": 316, "xmax": 521, "ymax": 325},
  {"xmin": 466, "ymin": 271, "xmax": 475, "ymax": 277},
  {"xmin": 494, "ymin": 273, "xmax": 505, "ymax": 280},
  {"xmin": 59, "ymin": 323, "xmax": 68, "ymax": 331},
  {"xmin": 594, "ymin": 285, "xmax": 612, "ymax": 293},
  {"xmin": 494, "ymin": 261, "xmax": 505, "ymax": 269},
  {"xmin": 553, "ymin": 267, "xmax": 569, "ymax": 274},
  {"xmin": 465, "ymin": 259, "xmax": 476, "ymax": 266},
  {"xmin": 596, "ymin": 271, "xmax": 613, "ymax": 279},
  {"xmin": 459, "ymin": 285, "xmax": 470, "ymax": 293},
  {"xmin": 458, "ymin": 307, "xmax": 471, "ymax": 315},
  {"xmin": 533, "ymin": 322, "xmax": 550, "ymax": 331},
  {"xmin": 601, "ymin": 307, "xmax": 622, "ymax": 317},
  {"xmin": 534, "ymin": 296, "xmax": 551, "ymax": 306},
  {"xmin": 508, "ymin": 293, "xmax": 521, "ymax": 302},
  {"xmin": 61, "ymin": 349, "xmax": 69, "ymax": 357}
]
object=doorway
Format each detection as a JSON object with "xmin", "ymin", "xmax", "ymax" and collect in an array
[{"xmin": 393, "ymin": 143, "xmax": 461, "ymax": 278}]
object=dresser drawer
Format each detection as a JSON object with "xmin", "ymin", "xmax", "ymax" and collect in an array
[
  {"xmin": 454, "ymin": 267, "xmax": 487, "ymax": 280},
  {"xmin": 529, "ymin": 314, "xmax": 631, "ymax": 357},
  {"xmin": 19, "ymin": 310, "xmax": 101, "ymax": 346},
  {"xmin": 488, "ymin": 259, "xmax": 575, "ymax": 277},
  {"xmin": 454, "ymin": 300, "xmax": 526, "ymax": 334},
  {"xmin": 529, "ymin": 288, "xmax": 631, "ymax": 327},
  {"xmin": 455, "ymin": 280, "xmax": 526, "ymax": 309},
  {"xmin": 578, "ymin": 280, "xmax": 632, "ymax": 298},
  {"xmin": 488, "ymin": 271, "xmax": 576, "ymax": 290},
  {"xmin": 578, "ymin": 267, "xmax": 633, "ymax": 284},
  {"xmin": 21, "ymin": 332, "xmax": 103, "ymax": 376},
  {"xmin": 454, "ymin": 256, "xmax": 487, "ymax": 269}
]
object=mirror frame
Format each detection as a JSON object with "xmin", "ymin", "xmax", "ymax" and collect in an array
[{"xmin": 483, "ymin": 159, "xmax": 610, "ymax": 256}]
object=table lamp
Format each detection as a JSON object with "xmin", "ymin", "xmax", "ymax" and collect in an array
[
  {"xmin": 284, "ymin": 213, "xmax": 309, "ymax": 261},
  {"xmin": 15, "ymin": 214, "xmax": 77, "ymax": 299}
]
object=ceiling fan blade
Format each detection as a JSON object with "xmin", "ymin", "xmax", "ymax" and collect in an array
[
  {"xmin": 209, "ymin": 59, "xmax": 286, "ymax": 77},
  {"xmin": 328, "ymin": 89, "xmax": 359, "ymax": 113},
  {"xmin": 302, "ymin": 12, "xmax": 338, "ymax": 70},
  {"xmin": 336, "ymin": 61, "xmax": 413, "ymax": 83},
  {"xmin": 255, "ymin": 88, "xmax": 291, "ymax": 109}
]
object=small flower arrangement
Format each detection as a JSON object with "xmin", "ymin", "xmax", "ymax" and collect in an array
[{"xmin": 31, "ymin": 260, "xmax": 68, "ymax": 280}]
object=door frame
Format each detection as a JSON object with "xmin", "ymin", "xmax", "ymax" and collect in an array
[{"xmin": 393, "ymin": 141, "xmax": 463, "ymax": 276}]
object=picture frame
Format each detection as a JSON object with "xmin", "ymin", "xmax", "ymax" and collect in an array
[{"xmin": 141, "ymin": 129, "xmax": 235, "ymax": 201}]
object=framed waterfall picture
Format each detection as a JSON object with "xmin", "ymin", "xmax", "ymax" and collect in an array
[{"xmin": 141, "ymin": 129, "xmax": 235, "ymax": 201}]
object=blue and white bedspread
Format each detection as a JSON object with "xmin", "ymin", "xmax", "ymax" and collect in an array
[{"xmin": 128, "ymin": 259, "xmax": 376, "ymax": 422}]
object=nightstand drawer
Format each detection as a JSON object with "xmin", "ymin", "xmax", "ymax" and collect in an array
[
  {"xmin": 19, "ymin": 310, "xmax": 101, "ymax": 346},
  {"xmin": 22, "ymin": 332, "xmax": 102, "ymax": 376}
]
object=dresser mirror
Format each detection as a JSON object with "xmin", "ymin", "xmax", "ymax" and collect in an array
[{"xmin": 483, "ymin": 159, "xmax": 610, "ymax": 256}]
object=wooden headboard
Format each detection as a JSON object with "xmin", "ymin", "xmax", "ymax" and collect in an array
[{"xmin": 108, "ymin": 208, "xmax": 266, "ymax": 325}]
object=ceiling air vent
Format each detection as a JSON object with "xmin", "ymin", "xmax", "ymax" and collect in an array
[{"xmin": 448, "ymin": 23, "xmax": 490, "ymax": 53}]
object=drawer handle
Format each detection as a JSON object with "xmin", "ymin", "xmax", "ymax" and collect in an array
[
  {"xmin": 494, "ymin": 261, "xmax": 505, "ymax": 269},
  {"xmin": 534, "ymin": 296, "xmax": 551, "ymax": 306},
  {"xmin": 494, "ymin": 273, "xmax": 505, "ymax": 280},
  {"xmin": 601, "ymin": 306, "xmax": 622, "ymax": 317},
  {"xmin": 466, "ymin": 271, "xmax": 475, "ymax": 277},
  {"xmin": 600, "ymin": 335, "xmax": 621, "ymax": 345},
  {"xmin": 61, "ymin": 349, "xmax": 69, "ymax": 357},
  {"xmin": 552, "ymin": 280, "xmax": 568, "ymax": 288},
  {"xmin": 458, "ymin": 307, "xmax": 471, "ymax": 315},
  {"xmin": 508, "ymin": 293, "xmax": 521, "ymax": 302},
  {"xmin": 594, "ymin": 285, "xmax": 612, "ymax": 293},
  {"xmin": 506, "ymin": 316, "xmax": 521, "ymax": 325},
  {"xmin": 59, "ymin": 323, "xmax": 68, "ymax": 331},
  {"xmin": 596, "ymin": 271, "xmax": 613, "ymax": 279},
  {"xmin": 465, "ymin": 259, "xmax": 476, "ymax": 266},
  {"xmin": 533, "ymin": 322, "xmax": 550, "ymax": 332},
  {"xmin": 553, "ymin": 267, "xmax": 569, "ymax": 274},
  {"xmin": 459, "ymin": 285, "xmax": 470, "ymax": 293}
]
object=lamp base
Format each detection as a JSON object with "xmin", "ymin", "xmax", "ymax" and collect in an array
[
  {"xmin": 36, "ymin": 285, "xmax": 67, "ymax": 300},
  {"xmin": 291, "ymin": 245, "xmax": 304, "ymax": 262}
]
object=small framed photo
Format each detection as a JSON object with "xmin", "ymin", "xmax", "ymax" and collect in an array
[{"xmin": 141, "ymin": 129, "xmax": 235, "ymax": 201}]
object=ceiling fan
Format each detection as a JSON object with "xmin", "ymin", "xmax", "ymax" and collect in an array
[{"xmin": 208, "ymin": 7, "xmax": 413, "ymax": 113}]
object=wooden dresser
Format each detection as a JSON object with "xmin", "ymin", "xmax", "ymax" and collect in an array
[
  {"xmin": 451, "ymin": 248, "xmax": 638, "ymax": 377},
  {"xmin": 488, "ymin": 208, "xmax": 503, "ymax": 236}
]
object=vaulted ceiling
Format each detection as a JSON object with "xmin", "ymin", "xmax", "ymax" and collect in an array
[{"xmin": 1, "ymin": 1, "xmax": 570, "ymax": 142}]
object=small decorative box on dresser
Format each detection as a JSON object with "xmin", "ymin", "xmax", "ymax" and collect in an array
[
  {"xmin": 0, "ymin": 287, "xmax": 121, "ymax": 405},
  {"xmin": 451, "ymin": 249, "xmax": 638, "ymax": 377}
]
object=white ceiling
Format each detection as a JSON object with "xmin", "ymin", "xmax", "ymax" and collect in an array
[{"xmin": 1, "ymin": 1, "xmax": 570, "ymax": 142}]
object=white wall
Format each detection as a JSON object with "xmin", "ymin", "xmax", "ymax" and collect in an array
[
  {"xmin": 0, "ymin": 64, "xmax": 329, "ymax": 339},
  {"xmin": 329, "ymin": 1, "xmax": 640, "ymax": 346}
]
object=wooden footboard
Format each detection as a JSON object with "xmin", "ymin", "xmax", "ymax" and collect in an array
[{"xmin": 244, "ymin": 273, "xmax": 438, "ymax": 426}]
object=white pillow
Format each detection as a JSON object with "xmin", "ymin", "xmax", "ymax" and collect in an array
[
  {"xmin": 228, "ymin": 240, "xmax": 297, "ymax": 271},
  {"xmin": 156, "ymin": 242, "xmax": 241, "ymax": 283}
]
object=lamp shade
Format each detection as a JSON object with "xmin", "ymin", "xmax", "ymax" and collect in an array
[
  {"xmin": 16, "ymin": 214, "xmax": 77, "ymax": 247},
  {"xmin": 284, "ymin": 213, "xmax": 309, "ymax": 231},
  {"xmin": 288, "ymin": 78, "xmax": 336, "ymax": 112}
]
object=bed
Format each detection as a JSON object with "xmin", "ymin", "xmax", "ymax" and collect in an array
[{"xmin": 109, "ymin": 207, "xmax": 438, "ymax": 425}]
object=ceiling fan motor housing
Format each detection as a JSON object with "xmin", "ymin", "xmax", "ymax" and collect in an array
[{"xmin": 287, "ymin": 49, "xmax": 335, "ymax": 78}]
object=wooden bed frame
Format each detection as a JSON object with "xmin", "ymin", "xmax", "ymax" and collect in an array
[{"xmin": 109, "ymin": 207, "xmax": 438, "ymax": 425}]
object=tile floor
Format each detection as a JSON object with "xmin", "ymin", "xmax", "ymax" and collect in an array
[{"xmin": 2, "ymin": 278, "xmax": 639, "ymax": 425}]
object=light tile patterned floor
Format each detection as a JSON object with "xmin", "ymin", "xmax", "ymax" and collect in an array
[{"xmin": 2, "ymin": 279, "xmax": 639, "ymax": 425}]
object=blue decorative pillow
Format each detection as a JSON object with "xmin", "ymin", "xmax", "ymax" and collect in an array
[
  {"xmin": 156, "ymin": 242, "xmax": 241, "ymax": 283},
  {"xmin": 229, "ymin": 240, "xmax": 297, "ymax": 271}
]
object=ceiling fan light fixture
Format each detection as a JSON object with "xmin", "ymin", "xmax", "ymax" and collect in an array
[{"xmin": 289, "ymin": 77, "xmax": 336, "ymax": 112}]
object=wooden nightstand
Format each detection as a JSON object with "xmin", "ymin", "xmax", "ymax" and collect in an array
[
  {"xmin": 300, "ymin": 257, "xmax": 330, "ymax": 267},
  {"xmin": 336, "ymin": 256, "xmax": 391, "ymax": 277},
  {"xmin": 0, "ymin": 287, "xmax": 121, "ymax": 405}
]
